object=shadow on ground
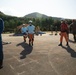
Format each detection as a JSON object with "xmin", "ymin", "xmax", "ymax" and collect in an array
[
  {"xmin": 9, "ymin": 33, "xmax": 23, "ymax": 36},
  {"xmin": 16, "ymin": 42, "xmax": 33, "ymax": 59},
  {"xmin": 69, "ymin": 39, "xmax": 76, "ymax": 43},
  {"xmin": 2, "ymin": 42, "xmax": 11, "ymax": 45},
  {"xmin": 61, "ymin": 45, "xmax": 76, "ymax": 58}
]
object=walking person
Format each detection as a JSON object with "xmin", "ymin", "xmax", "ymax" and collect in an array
[
  {"xmin": 0, "ymin": 18, "xmax": 4, "ymax": 69},
  {"xmin": 58, "ymin": 19, "xmax": 69, "ymax": 46},
  {"xmin": 21, "ymin": 24, "xmax": 28, "ymax": 42},
  {"xmin": 27, "ymin": 20, "xmax": 35, "ymax": 46},
  {"xmin": 70, "ymin": 20, "xmax": 76, "ymax": 42}
]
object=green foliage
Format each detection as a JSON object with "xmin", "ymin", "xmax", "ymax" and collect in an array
[{"xmin": 0, "ymin": 12, "xmax": 72, "ymax": 33}]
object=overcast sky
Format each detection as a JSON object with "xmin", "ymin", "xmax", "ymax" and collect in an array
[{"xmin": 0, "ymin": 0, "xmax": 76, "ymax": 19}]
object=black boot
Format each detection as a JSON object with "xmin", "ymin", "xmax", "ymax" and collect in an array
[
  {"xmin": 58, "ymin": 42, "xmax": 62, "ymax": 46},
  {"xmin": 66, "ymin": 42, "xmax": 69, "ymax": 46},
  {"xmin": 0, "ymin": 60, "xmax": 3, "ymax": 69}
]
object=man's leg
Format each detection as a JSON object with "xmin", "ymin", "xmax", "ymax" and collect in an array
[
  {"xmin": 58, "ymin": 32, "xmax": 63, "ymax": 46},
  {"xmin": 64, "ymin": 32, "xmax": 69, "ymax": 46},
  {"xmin": 28, "ymin": 34, "xmax": 31, "ymax": 46},
  {"xmin": 75, "ymin": 34, "xmax": 76, "ymax": 42},
  {"xmin": 73, "ymin": 33, "xmax": 76, "ymax": 42},
  {"xmin": 24, "ymin": 35, "xmax": 27, "ymax": 42},
  {"xmin": 0, "ymin": 41, "xmax": 3, "ymax": 69},
  {"xmin": 32, "ymin": 34, "xmax": 34, "ymax": 46},
  {"xmin": 23, "ymin": 36, "xmax": 26, "ymax": 42},
  {"xmin": 0, "ymin": 59, "xmax": 3, "ymax": 69}
]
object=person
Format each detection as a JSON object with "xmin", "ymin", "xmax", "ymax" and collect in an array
[
  {"xmin": 35, "ymin": 26, "xmax": 41, "ymax": 36},
  {"xmin": 0, "ymin": 18, "xmax": 4, "ymax": 69},
  {"xmin": 21, "ymin": 24, "xmax": 28, "ymax": 42},
  {"xmin": 70, "ymin": 20, "xmax": 76, "ymax": 42},
  {"xmin": 27, "ymin": 20, "xmax": 35, "ymax": 46},
  {"xmin": 50, "ymin": 25, "xmax": 53, "ymax": 35},
  {"xmin": 35, "ymin": 26, "xmax": 45, "ymax": 36},
  {"xmin": 55, "ymin": 26, "xmax": 58, "ymax": 35},
  {"xmin": 58, "ymin": 19, "xmax": 69, "ymax": 46},
  {"xmin": 65, "ymin": 21, "xmax": 69, "ymax": 39}
]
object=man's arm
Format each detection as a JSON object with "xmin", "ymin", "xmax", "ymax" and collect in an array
[{"xmin": 0, "ymin": 18, "xmax": 4, "ymax": 34}]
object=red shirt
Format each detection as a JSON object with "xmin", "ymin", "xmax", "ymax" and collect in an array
[{"xmin": 60, "ymin": 23, "xmax": 68, "ymax": 32}]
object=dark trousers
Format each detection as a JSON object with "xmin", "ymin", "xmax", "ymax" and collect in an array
[
  {"xmin": 73, "ymin": 32, "xmax": 76, "ymax": 42},
  {"xmin": 0, "ymin": 35, "xmax": 3, "ymax": 66}
]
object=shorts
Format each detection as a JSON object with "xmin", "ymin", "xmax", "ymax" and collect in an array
[
  {"xmin": 22, "ymin": 33, "xmax": 27, "ymax": 35},
  {"xmin": 28, "ymin": 34, "xmax": 34, "ymax": 41}
]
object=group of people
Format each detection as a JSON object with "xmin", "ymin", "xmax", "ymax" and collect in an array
[
  {"xmin": 21, "ymin": 21, "xmax": 46, "ymax": 45},
  {"xmin": 0, "ymin": 18, "xmax": 76, "ymax": 69},
  {"xmin": 21, "ymin": 20, "xmax": 35, "ymax": 46},
  {"xmin": 58, "ymin": 19, "xmax": 76, "ymax": 46},
  {"xmin": 21, "ymin": 19, "xmax": 76, "ymax": 47}
]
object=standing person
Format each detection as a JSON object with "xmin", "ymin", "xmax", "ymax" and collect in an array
[
  {"xmin": 21, "ymin": 24, "xmax": 28, "ymax": 42},
  {"xmin": 65, "ymin": 21, "xmax": 69, "ymax": 39},
  {"xmin": 55, "ymin": 26, "xmax": 58, "ymax": 35},
  {"xmin": 35, "ymin": 26, "xmax": 40, "ymax": 36},
  {"xmin": 0, "ymin": 18, "xmax": 4, "ymax": 69},
  {"xmin": 27, "ymin": 20, "xmax": 35, "ymax": 46},
  {"xmin": 58, "ymin": 20, "xmax": 69, "ymax": 46},
  {"xmin": 35, "ymin": 26, "xmax": 42, "ymax": 36},
  {"xmin": 50, "ymin": 25, "xmax": 53, "ymax": 35},
  {"xmin": 70, "ymin": 20, "xmax": 76, "ymax": 42}
]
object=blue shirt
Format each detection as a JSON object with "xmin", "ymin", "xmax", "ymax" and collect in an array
[
  {"xmin": 21, "ymin": 27, "xmax": 27, "ymax": 33},
  {"xmin": 27, "ymin": 25, "xmax": 35, "ymax": 34},
  {"xmin": 0, "ymin": 18, "xmax": 4, "ymax": 41},
  {"xmin": 0, "ymin": 18, "xmax": 4, "ymax": 34},
  {"xmin": 0, "ymin": 18, "xmax": 4, "ymax": 60}
]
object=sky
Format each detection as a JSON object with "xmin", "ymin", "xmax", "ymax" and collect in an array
[{"xmin": 0, "ymin": 0, "xmax": 76, "ymax": 19}]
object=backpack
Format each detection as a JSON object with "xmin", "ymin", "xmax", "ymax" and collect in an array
[{"xmin": 61, "ymin": 23, "xmax": 68, "ymax": 32}]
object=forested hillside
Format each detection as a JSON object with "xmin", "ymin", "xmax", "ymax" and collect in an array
[{"xmin": 0, "ymin": 11, "xmax": 72, "ymax": 33}]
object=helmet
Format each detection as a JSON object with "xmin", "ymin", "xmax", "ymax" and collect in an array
[
  {"xmin": 29, "ymin": 20, "xmax": 32, "ymax": 23},
  {"xmin": 22, "ymin": 24, "xmax": 25, "ymax": 26}
]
